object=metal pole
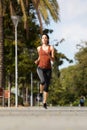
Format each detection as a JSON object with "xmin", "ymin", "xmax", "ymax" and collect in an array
[
  {"xmin": 11, "ymin": 16, "xmax": 20, "ymax": 107},
  {"xmin": 15, "ymin": 25, "xmax": 18, "ymax": 107},
  {"xmin": 30, "ymin": 72, "xmax": 33, "ymax": 106}
]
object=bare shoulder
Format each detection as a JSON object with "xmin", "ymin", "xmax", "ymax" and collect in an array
[
  {"xmin": 37, "ymin": 46, "xmax": 41, "ymax": 51},
  {"xmin": 49, "ymin": 45, "xmax": 54, "ymax": 51}
]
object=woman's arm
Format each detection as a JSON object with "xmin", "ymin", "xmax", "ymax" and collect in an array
[
  {"xmin": 34, "ymin": 46, "xmax": 40, "ymax": 65},
  {"xmin": 49, "ymin": 45, "xmax": 55, "ymax": 62},
  {"xmin": 34, "ymin": 57, "xmax": 40, "ymax": 65}
]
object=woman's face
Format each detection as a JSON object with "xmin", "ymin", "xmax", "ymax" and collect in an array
[{"xmin": 41, "ymin": 35, "xmax": 48, "ymax": 45}]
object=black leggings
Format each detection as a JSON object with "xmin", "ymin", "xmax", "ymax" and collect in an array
[{"xmin": 37, "ymin": 67, "xmax": 52, "ymax": 92}]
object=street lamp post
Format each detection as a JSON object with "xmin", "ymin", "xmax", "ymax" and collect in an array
[
  {"xmin": 11, "ymin": 16, "xmax": 20, "ymax": 107},
  {"xmin": 29, "ymin": 49, "xmax": 34, "ymax": 107}
]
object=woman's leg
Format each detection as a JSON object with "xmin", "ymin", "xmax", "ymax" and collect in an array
[
  {"xmin": 43, "ymin": 69, "xmax": 52, "ymax": 108},
  {"xmin": 37, "ymin": 67, "xmax": 45, "ymax": 101},
  {"xmin": 43, "ymin": 91, "xmax": 48, "ymax": 103},
  {"xmin": 40, "ymin": 84, "xmax": 44, "ymax": 94}
]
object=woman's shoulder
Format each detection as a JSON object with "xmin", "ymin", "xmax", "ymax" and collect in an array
[
  {"xmin": 49, "ymin": 45, "xmax": 54, "ymax": 50},
  {"xmin": 37, "ymin": 46, "xmax": 42, "ymax": 51}
]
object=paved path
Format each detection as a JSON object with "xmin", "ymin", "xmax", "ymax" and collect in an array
[{"xmin": 0, "ymin": 107, "xmax": 87, "ymax": 130}]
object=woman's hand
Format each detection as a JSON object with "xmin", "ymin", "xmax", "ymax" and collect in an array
[{"xmin": 34, "ymin": 59, "xmax": 39, "ymax": 65}]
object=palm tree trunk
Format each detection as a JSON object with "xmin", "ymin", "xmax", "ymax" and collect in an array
[
  {"xmin": 0, "ymin": 16, "xmax": 4, "ymax": 88},
  {"xmin": 25, "ymin": 0, "xmax": 29, "ymax": 40},
  {"xmin": 32, "ymin": 0, "xmax": 43, "ymax": 34},
  {"xmin": 36, "ymin": 8, "xmax": 43, "ymax": 34}
]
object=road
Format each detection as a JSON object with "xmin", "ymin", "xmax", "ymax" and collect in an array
[{"xmin": 0, "ymin": 106, "xmax": 87, "ymax": 130}]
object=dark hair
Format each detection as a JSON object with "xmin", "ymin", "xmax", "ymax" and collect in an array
[{"xmin": 42, "ymin": 33, "xmax": 49, "ymax": 44}]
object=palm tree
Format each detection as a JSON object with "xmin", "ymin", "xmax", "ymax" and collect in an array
[
  {"xmin": 32, "ymin": 0, "xmax": 59, "ymax": 34},
  {"xmin": 39, "ymin": 0, "xmax": 59, "ymax": 23},
  {"xmin": 17, "ymin": 0, "xmax": 59, "ymax": 34}
]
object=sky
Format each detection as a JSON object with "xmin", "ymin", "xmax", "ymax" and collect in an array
[{"xmin": 46, "ymin": 0, "xmax": 87, "ymax": 69}]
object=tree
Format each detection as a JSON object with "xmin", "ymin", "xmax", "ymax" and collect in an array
[
  {"xmin": 57, "ymin": 41, "xmax": 87, "ymax": 106},
  {"xmin": 0, "ymin": 0, "xmax": 4, "ymax": 88},
  {"xmin": 74, "ymin": 42, "xmax": 87, "ymax": 96}
]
